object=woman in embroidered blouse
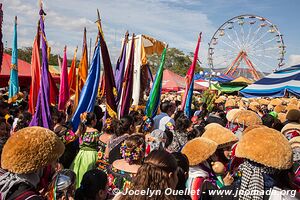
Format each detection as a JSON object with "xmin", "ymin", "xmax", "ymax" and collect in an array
[
  {"xmin": 97, "ymin": 118, "xmax": 115, "ymax": 172},
  {"xmin": 70, "ymin": 112, "xmax": 101, "ymax": 188},
  {"xmin": 107, "ymin": 134, "xmax": 145, "ymax": 195},
  {"xmin": 106, "ymin": 116, "xmax": 135, "ymax": 164}
]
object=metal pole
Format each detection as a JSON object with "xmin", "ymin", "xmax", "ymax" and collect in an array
[
  {"xmin": 209, "ymin": 74, "xmax": 212, "ymax": 89},
  {"xmin": 89, "ymin": 37, "xmax": 92, "ymax": 67}
]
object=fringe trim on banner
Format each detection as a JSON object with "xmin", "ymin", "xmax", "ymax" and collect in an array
[{"xmin": 106, "ymin": 103, "xmax": 117, "ymax": 118}]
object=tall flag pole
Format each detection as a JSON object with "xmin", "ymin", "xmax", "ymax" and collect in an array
[
  {"xmin": 68, "ymin": 46, "xmax": 78, "ymax": 95},
  {"xmin": 119, "ymin": 34, "xmax": 135, "ymax": 118},
  {"xmin": 145, "ymin": 47, "xmax": 167, "ymax": 118},
  {"xmin": 47, "ymin": 47, "xmax": 58, "ymax": 106},
  {"xmin": 30, "ymin": 8, "xmax": 52, "ymax": 128},
  {"xmin": 28, "ymin": 21, "xmax": 41, "ymax": 114},
  {"xmin": 97, "ymin": 9, "xmax": 118, "ymax": 119},
  {"xmin": 71, "ymin": 35, "xmax": 102, "ymax": 131},
  {"xmin": 0, "ymin": 3, "xmax": 3, "ymax": 72},
  {"xmin": 57, "ymin": 54, "xmax": 62, "ymax": 69},
  {"xmin": 75, "ymin": 27, "xmax": 88, "ymax": 108},
  {"xmin": 58, "ymin": 46, "xmax": 70, "ymax": 111},
  {"xmin": 8, "ymin": 16, "xmax": 19, "ymax": 103},
  {"xmin": 184, "ymin": 77, "xmax": 194, "ymax": 118},
  {"xmin": 181, "ymin": 33, "xmax": 202, "ymax": 113},
  {"xmin": 115, "ymin": 31, "xmax": 128, "ymax": 106}
]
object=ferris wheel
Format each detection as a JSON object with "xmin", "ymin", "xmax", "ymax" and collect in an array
[{"xmin": 207, "ymin": 14, "xmax": 285, "ymax": 80}]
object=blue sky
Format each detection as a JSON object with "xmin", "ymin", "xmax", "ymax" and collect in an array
[{"xmin": 2, "ymin": 0, "xmax": 300, "ymax": 68}]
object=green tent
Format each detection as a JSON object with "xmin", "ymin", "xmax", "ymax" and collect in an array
[{"xmin": 213, "ymin": 82, "xmax": 247, "ymax": 94}]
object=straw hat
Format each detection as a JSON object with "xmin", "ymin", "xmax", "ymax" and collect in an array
[
  {"xmin": 202, "ymin": 126, "xmax": 238, "ymax": 148},
  {"xmin": 220, "ymin": 96, "xmax": 227, "ymax": 100},
  {"xmin": 243, "ymin": 125, "xmax": 267, "ymax": 135},
  {"xmin": 286, "ymin": 109, "xmax": 300, "ymax": 122},
  {"xmin": 236, "ymin": 127, "xmax": 292, "ymax": 170},
  {"xmin": 290, "ymin": 99, "xmax": 298, "ymax": 105},
  {"xmin": 286, "ymin": 104, "xmax": 298, "ymax": 112},
  {"xmin": 241, "ymin": 98, "xmax": 250, "ymax": 102},
  {"xmin": 1, "ymin": 127, "xmax": 65, "ymax": 174},
  {"xmin": 289, "ymin": 136, "xmax": 300, "ymax": 148},
  {"xmin": 215, "ymin": 97, "xmax": 225, "ymax": 104},
  {"xmin": 281, "ymin": 122, "xmax": 300, "ymax": 135},
  {"xmin": 181, "ymin": 137, "xmax": 217, "ymax": 166},
  {"xmin": 270, "ymin": 99, "xmax": 282, "ymax": 106},
  {"xmin": 258, "ymin": 99, "xmax": 270, "ymax": 106},
  {"xmin": 238, "ymin": 100, "xmax": 246, "ymax": 109},
  {"xmin": 204, "ymin": 123, "xmax": 222, "ymax": 130},
  {"xmin": 232, "ymin": 110, "xmax": 262, "ymax": 127},
  {"xmin": 225, "ymin": 99, "xmax": 236, "ymax": 108},
  {"xmin": 278, "ymin": 113, "xmax": 287, "ymax": 123},
  {"xmin": 226, "ymin": 109, "xmax": 240, "ymax": 122},
  {"xmin": 274, "ymin": 105, "xmax": 286, "ymax": 113},
  {"xmin": 268, "ymin": 104, "xmax": 274, "ymax": 111},
  {"xmin": 249, "ymin": 102, "xmax": 260, "ymax": 112}
]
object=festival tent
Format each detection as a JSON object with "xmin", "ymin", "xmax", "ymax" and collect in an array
[
  {"xmin": 161, "ymin": 69, "xmax": 206, "ymax": 92},
  {"xmin": 195, "ymin": 79, "xmax": 209, "ymax": 88},
  {"xmin": 213, "ymin": 82, "xmax": 247, "ymax": 94},
  {"xmin": 240, "ymin": 64, "xmax": 300, "ymax": 98},
  {"xmin": 0, "ymin": 53, "xmax": 60, "ymax": 88},
  {"xmin": 231, "ymin": 76, "xmax": 253, "ymax": 84}
]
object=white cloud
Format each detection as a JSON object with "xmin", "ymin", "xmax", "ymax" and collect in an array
[
  {"xmin": 2, "ymin": 0, "xmax": 215, "ymax": 64},
  {"xmin": 288, "ymin": 55, "xmax": 300, "ymax": 66}
]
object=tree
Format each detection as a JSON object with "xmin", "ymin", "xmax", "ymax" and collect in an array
[{"xmin": 147, "ymin": 47, "xmax": 202, "ymax": 76}]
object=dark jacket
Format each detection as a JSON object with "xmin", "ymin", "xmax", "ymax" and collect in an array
[
  {"xmin": 0, "ymin": 169, "xmax": 44, "ymax": 200},
  {"xmin": 6, "ymin": 182, "xmax": 44, "ymax": 200}
]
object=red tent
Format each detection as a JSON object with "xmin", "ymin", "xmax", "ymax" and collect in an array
[
  {"xmin": 161, "ymin": 69, "xmax": 205, "ymax": 92},
  {"xmin": 0, "ymin": 53, "xmax": 60, "ymax": 88}
]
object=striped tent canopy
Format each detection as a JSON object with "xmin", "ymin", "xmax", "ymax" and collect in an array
[{"xmin": 240, "ymin": 64, "xmax": 300, "ymax": 98}]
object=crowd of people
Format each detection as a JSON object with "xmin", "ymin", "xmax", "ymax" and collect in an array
[{"xmin": 0, "ymin": 90, "xmax": 300, "ymax": 200}]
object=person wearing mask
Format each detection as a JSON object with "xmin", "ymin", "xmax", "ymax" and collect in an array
[
  {"xmin": 0, "ymin": 127, "xmax": 65, "ymax": 200},
  {"xmin": 75, "ymin": 169, "xmax": 108, "ymax": 200},
  {"xmin": 153, "ymin": 101, "xmax": 175, "ymax": 131}
]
